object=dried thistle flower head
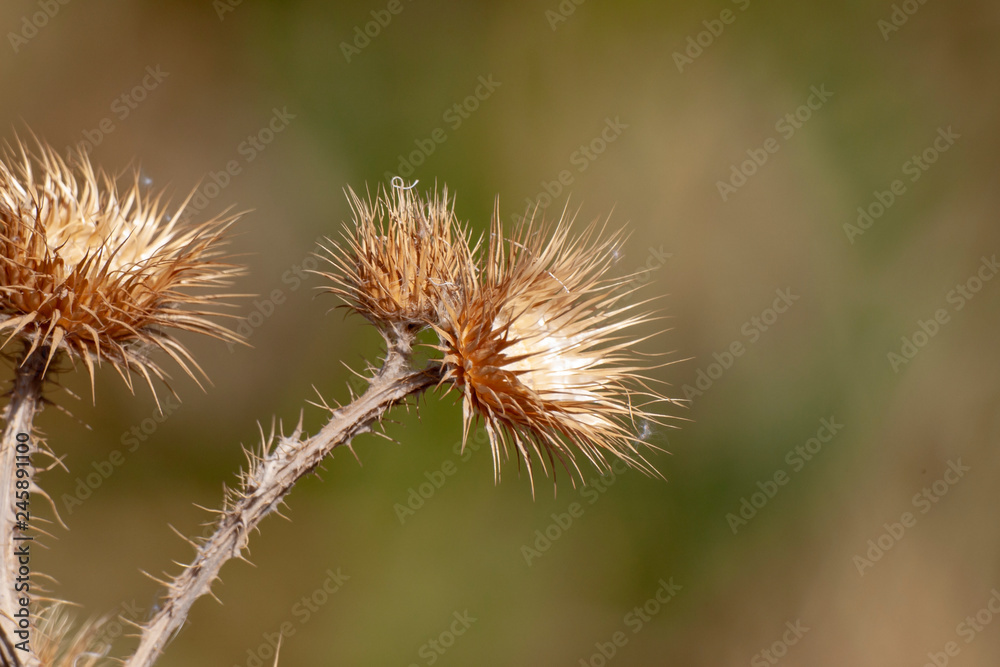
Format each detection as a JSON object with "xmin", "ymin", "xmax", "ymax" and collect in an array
[
  {"xmin": 34, "ymin": 605, "xmax": 109, "ymax": 667},
  {"xmin": 434, "ymin": 207, "xmax": 674, "ymax": 487},
  {"xmin": 0, "ymin": 139, "xmax": 242, "ymax": 396},
  {"xmin": 318, "ymin": 182, "xmax": 474, "ymax": 331}
]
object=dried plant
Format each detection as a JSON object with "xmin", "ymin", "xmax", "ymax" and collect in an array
[
  {"xmin": 0, "ymin": 173, "xmax": 675, "ymax": 665},
  {"xmin": 124, "ymin": 184, "xmax": 676, "ymax": 666},
  {"xmin": 0, "ymin": 138, "xmax": 243, "ymax": 666}
]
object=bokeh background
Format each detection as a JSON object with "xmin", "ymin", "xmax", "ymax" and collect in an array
[{"xmin": 2, "ymin": 0, "xmax": 999, "ymax": 665}]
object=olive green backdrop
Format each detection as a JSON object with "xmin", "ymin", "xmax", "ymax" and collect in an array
[{"xmin": 1, "ymin": 0, "xmax": 999, "ymax": 665}]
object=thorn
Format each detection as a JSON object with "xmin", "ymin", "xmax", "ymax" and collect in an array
[
  {"xmin": 168, "ymin": 524, "xmax": 199, "ymax": 548},
  {"xmin": 346, "ymin": 444, "xmax": 362, "ymax": 466},
  {"xmin": 139, "ymin": 570, "xmax": 172, "ymax": 587},
  {"xmin": 192, "ymin": 503, "xmax": 224, "ymax": 515}
]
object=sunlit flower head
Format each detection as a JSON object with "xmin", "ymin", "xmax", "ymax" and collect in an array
[
  {"xmin": 0, "ymin": 139, "xmax": 242, "ymax": 397},
  {"xmin": 433, "ymin": 206, "xmax": 675, "ymax": 487}
]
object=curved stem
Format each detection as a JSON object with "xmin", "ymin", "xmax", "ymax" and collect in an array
[
  {"xmin": 1, "ymin": 624, "xmax": 23, "ymax": 667},
  {"xmin": 126, "ymin": 330, "xmax": 436, "ymax": 667},
  {"xmin": 1, "ymin": 346, "xmax": 48, "ymax": 667}
]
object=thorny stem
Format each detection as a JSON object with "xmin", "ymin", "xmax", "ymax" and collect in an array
[
  {"xmin": 1, "ymin": 625, "xmax": 22, "ymax": 667},
  {"xmin": 0, "ymin": 346, "xmax": 49, "ymax": 667},
  {"xmin": 126, "ymin": 328, "xmax": 437, "ymax": 667}
]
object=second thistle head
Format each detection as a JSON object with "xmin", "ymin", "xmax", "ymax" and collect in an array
[
  {"xmin": 432, "ymin": 206, "xmax": 676, "ymax": 487},
  {"xmin": 318, "ymin": 182, "xmax": 475, "ymax": 334}
]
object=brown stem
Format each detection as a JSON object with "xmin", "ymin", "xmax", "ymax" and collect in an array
[
  {"xmin": 1, "ymin": 624, "xmax": 22, "ymax": 667},
  {"xmin": 125, "ymin": 329, "xmax": 437, "ymax": 667},
  {"xmin": 1, "ymin": 346, "xmax": 48, "ymax": 667}
]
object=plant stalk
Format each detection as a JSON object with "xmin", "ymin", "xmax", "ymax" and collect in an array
[
  {"xmin": 126, "ymin": 330, "xmax": 436, "ymax": 667},
  {"xmin": 1, "ymin": 346, "xmax": 49, "ymax": 667}
]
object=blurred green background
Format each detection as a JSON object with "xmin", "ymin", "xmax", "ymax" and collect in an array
[{"xmin": 2, "ymin": 0, "xmax": 999, "ymax": 665}]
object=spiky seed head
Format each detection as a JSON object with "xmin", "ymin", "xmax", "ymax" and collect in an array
[
  {"xmin": 433, "ymin": 206, "xmax": 674, "ymax": 487},
  {"xmin": 35, "ymin": 604, "xmax": 111, "ymax": 667},
  {"xmin": 0, "ymin": 139, "xmax": 243, "ymax": 396},
  {"xmin": 317, "ymin": 184, "xmax": 475, "ymax": 331}
]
